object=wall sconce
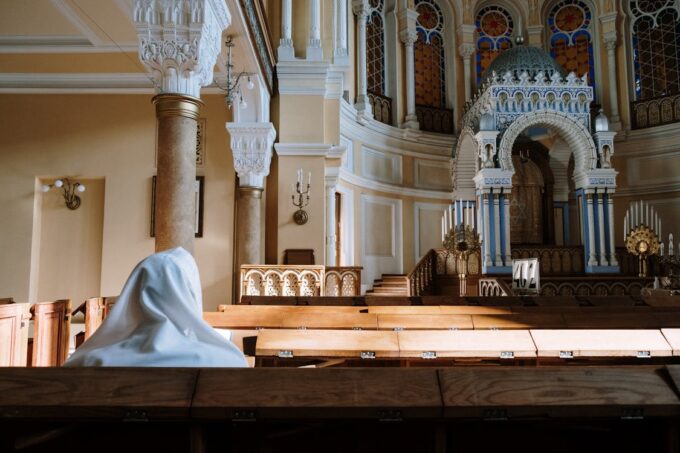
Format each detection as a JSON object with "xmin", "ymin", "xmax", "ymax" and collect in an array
[
  {"xmin": 219, "ymin": 36, "xmax": 255, "ymax": 109},
  {"xmin": 42, "ymin": 178, "xmax": 86, "ymax": 210},
  {"xmin": 292, "ymin": 169, "xmax": 311, "ymax": 225}
]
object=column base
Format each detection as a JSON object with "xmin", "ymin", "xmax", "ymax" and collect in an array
[
  {"xmin": 307, "ymin": 44, "xmax": 323, "ymax": 61},
  {"xmin": 585, "ymin": 265, "xmax": 620, "ymax": 274},
  {"xmin": 278, "ymin": 44, "xmax": 295, "ymax": 61},
  {"xmin": 355, "ymin": 95, "xmax": 373, "ymax": 123},
  {"xmin": 402, "ymin": 115, "xmax": 420, "ymax": 130},
  {"xmin": 333, "ymin": 50, "xmax": 349, "ymax": 66}
]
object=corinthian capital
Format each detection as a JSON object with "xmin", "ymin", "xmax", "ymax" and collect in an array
[
  {"xmin": 226, "ymin": 122, "xmax": 277, "ymax": 188},
  {"xmin": 400, "ymin": 30, "xmax": 418, "ymax": 46},
  {"xmin": 352, "ymin": 0, "xmax": 370, "ymax": 18},
  {"xmin": 134, "ymin": 0, "xmax": 230, "ymax": 98},
  {"xmin": 458, "ymin": 43, "xmax": 475, "ymax": 59},
  {"xmin": 603, "ymin": 32, "xmax": 617, "ymax": 51}
]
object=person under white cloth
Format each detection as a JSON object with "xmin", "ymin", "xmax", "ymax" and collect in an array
[{"xmin": 65, "ymin": 247, "xmax": 247, "ymax": 367}]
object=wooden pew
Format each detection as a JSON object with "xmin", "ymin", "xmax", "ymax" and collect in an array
[
  {"xmin": 30, "ymin": 299, "xmax": 72, "ymax": 367},
  {"xmin": 255, "ymin": 329, "xmax": 400, "ymax": 359},
  {"xmin": 661, "ymin": 329, "xmax": 680, "ymax": 356},
  {"xmin": 0, "ymin": 297, "xmax": 14, "ymax": 304},
  {"xmin": 377, "ymin": 314, "xmax": 473, "ymax": 330},
  {"xmin": 397, "ymin": 330, "xmax": 536, "ymax": 359},
  {"xmin": 472, "ymin": 313, "xmax": 567, "ymax": 329},
  {"xmin": 562, "ymin": 312, "xmax": 661, "ymax": 329},
  {"xmin": 218, "ymin": 304, "xmax": 365, "ymax": 315},
  {"xmin": 204, "ymin": 311, "xmax": 378, "ymax": 330},
  {"xmin": 530, "ymin": 329, "xmax": 673, "ymax": 359},
  {"xmin": 0, "ymin": 303, "xmax": 30, "ymax": 366},
  {"xmin": 73, "ymin": 296, "xmax": 117, "ymax": 341}
]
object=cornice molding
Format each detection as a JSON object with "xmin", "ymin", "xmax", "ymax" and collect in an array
[{"xmin": 339, "ymin": 168, "xmax": 451, "ymax": 200}]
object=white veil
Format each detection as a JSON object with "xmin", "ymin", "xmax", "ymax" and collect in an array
[{"xmin": 65, "ymin": 247, "xmax": 247, "ymax": 367}]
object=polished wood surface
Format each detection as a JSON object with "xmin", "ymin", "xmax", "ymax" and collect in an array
[
  {"xmin": 530, "ymin": 329, "xmax": 673, "ymax": 358},
  {"xmin": 662, "ymin": 329, "xmax": 680, "ymax": 356},
  {"xmin": 255, "ymin": 329, "xmax": 400, "ymax": 358},
  {"xmin": 397, "ymin": 330, "xmax": 537, "ymax": 358},
  {"xmin": 471, "ymin": 313, "xmax": 567, "ymax": 329},
  {"xmin": 31, "ymin": 299, "xmax": 71, "ymax": 367},
  {"xmin": 377, "ymin": 314, "xmax": 473, "ymax": 330},
  {"xmin": 204, "ymin": 311, "xmax": 377, "ymax": 330},
  {"xmin": 0, "ymin": 302, "xmax": 29, "ymax": 366}
]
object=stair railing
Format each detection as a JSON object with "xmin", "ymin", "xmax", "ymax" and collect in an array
[
  {"xmin": 407, "ymin": 249, "xmax": 438, "ymax": 296},
  {"xmin": 478, "ymin": 278, "xmax": 512, "ymax": 296}
]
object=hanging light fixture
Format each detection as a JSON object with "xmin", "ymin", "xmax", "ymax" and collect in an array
[
  {"xmin": 220, "ymin": 36, "xmax": 255, "ymax": 109},
  {"xmin": 41, "ymin": 178, "xmax": 86, "ymax": 210}
]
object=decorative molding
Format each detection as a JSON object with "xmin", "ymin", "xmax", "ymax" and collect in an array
[
  {"xmin": 0, "ymin": 36, "xmax": 138, "ymax": 53},
  {"xmin": 361, "ymin": 147, "xmax": 402, "ymax": 185},
  {"xmin": 276, "ymin": 60, "xmax": 344, "ymax": 99},
  {"xmin": 339, "ymin": 168, "xmax": 451, "ymax": 200},
  {"xmin": 226, "ymin": 122, "xmax": 277, "ymax": 188},
  {"xmin": 335, "ymin": 184, "xmax": 355, "ymax": 266},
  {"xmin": 133, "ymin": 0, "xmax": 231, "ymax": 97},
  {"xmin": 414, "ymin": 159, "xmax": 452, "ymax": 191},
  {"xmin": 360, "ymin": 194, "xmax": 403, "ymax": 288},
  {"xmin": 274, "ymin": 143, "xmax": 345, "ymax": 158},
  {"xmin": 339, "ymin": 135, "xmax": 354, "ymax": 172},
  {"xmin": 413, "ymin": 202, "xmax": 447, "ymax": 262},
  {"xmin": 239, "ymin": 0, "xmax": 275, "ymax": 92},
  {"xmin": 50, "ymin": 0, "xmax": 107, "ymax": 46}
]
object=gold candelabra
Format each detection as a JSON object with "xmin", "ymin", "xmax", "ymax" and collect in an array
[
  {"xmin": 625, "ymin": 225, "xmax": 660, "ymax": 277},
  {"xmin": 443, "ymin": 224, "xmax": 481, "ymax": 296}
]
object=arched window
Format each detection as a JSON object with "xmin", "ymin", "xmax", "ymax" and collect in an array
[
  {"xmin": 366, "ymin": 0, "xmax": 386, "ymax": 96},
  {"xmin": 629, "ymin": 0, "xmax": 680, "ymax": 100},
  {"xmin": 547, "ymin": 0, "xmax": 595, "ymax": 90},
  {"xmin": 475, "ymin": 5, "xmax": 514, "ymax": 84},
  {"xmin": 415, "ymin": 0, "xmax": 446, "ymax": 109}
]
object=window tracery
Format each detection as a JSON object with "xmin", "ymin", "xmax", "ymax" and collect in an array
[
  {"xmin": 629, "ymin": 0, "xmax": 680, "ymax": 99},
  {"xmin": 475, "ymin": 5, "xmax": 514, "ymax": 84},
  {"xmin": 366, "ymin": 0, "xmax": 386, "ymax": 96},
  {"xmin": 547, "ymin": 0, "xmax": 595, "ymax": 91},
  {"xmin": 415, "ymin": 0, "xmax": 446, "ymax": 108}
]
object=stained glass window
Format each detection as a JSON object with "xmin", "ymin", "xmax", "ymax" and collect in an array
[
  {"xmin": 475, "ymin": 5, "xmax": 513, "ymax": 84},
  {"xmin": 547, "ymin": 0, "xmax": 595, "ymax": 90},
  {"xmin": 366, "ymin": 0, "xmax": 385, "ymax": 95},
  {"xmin": 630, "ymin": 0, "xmax": 680, "ymax": 99},
  {"xmin": 415, "ymin": 0, "xmax": 446, "ymax": 108}
]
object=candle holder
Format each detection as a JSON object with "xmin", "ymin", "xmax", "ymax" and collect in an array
[
  {"xmin": 625, "ymin": 225, "xmax": 660, "ymax": 277},
  {"xmin": 292, "ymin": 170, "xmax": 310, "ymax": 225},
  {"xmin": 442, "ymin": 224, "xmax": 481, "ymax": 297}
]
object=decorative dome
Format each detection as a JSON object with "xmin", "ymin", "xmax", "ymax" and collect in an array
[
  {"xmin": 594, "ymin": 109, "xmax": 609, "ymax": 132},
  {"xmin": 483, "ymin": 41, "xmax": 567, "ymax": 81}
]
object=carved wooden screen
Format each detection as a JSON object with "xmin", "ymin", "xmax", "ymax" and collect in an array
[
  {"xmin": 548, "ymin": 0, "xmax": 595, "ymax": 90},
  {"xmin": 475, "ymin": 5, "xmax": 514, "ymax": 84},
  {"xmin": 630, "ymin": 0, "xmax": 680, "ymax": 100},
  {"xmin": 366, "ymin": 0, "xmax": 386, "ymax": 96},
  {"xmin": 415, "ymin": 0, "xmax": 446, "ymax": 108}
]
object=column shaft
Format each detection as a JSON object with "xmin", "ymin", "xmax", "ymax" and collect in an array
[
  {"xmin": 503, "ymin": 194, "xmax": 511, "ymax": 265},
  {"xmin": 307, "ymin": 0, "xmax": 323, "ymax": 60},
  {"xmin": 353, "ymin": 3, "xmax": 371, "ymax": 117},
  {"xmin": 402, "ymin": 33, "xmax": 418, "ymax": 128},
  {"xmin": 334, "ymin": 0, "xmax": 349, "ymax": 62},
  {"xmin": 326, "ymin": 185, "xmax": 337, "ymax": 266},
  {"xmin": 493, "ymin": 193, "xmax": 501, "ymax": 266},
  {"xmin": 482, "ymin": 193, "xmax": 491, "ymax": 269},
  {"xmin": 278, "ymin": 0, "xmax": 295, "ymax": 60},
  {"xmin": 597, "ymin": 194, "xmax": 608, "ymax": 265},
  {"xmin": 607, "ymin": 195, "xmax": 619, "ymax": 266},
  {"xmin": 153, "ymin": 94, "xmax": 202, "ymax": 254},
  {"xmin": 463, "ymin": 57, "xmax": 472, "ymax": 101},
  {"xmin": 605, "ymin": 39, "xmax": 621, "ymax": 122},
  {"xmin": 586, "ymin": 194, "xmax": 597, "ymax": 267},
  {"xmin": 237, "ymin": 188, "xmax": 263, "ymax": 265}
]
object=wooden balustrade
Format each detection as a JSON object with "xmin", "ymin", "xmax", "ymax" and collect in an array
[
  {"xmin": 479, "ymin": 278, "xmax": 512, "ymax": 297},
  {"xmin": 511, "ymin": 246, "xmax": 584, "ymax": 274},
  {"xmin": 408, "ymin": 250, "xmax": 437, "ymax": 296},
  {"xmin": 435, "ymin": 249, "xmax": 481, "ymax": 276},
  {"xmin": 415, "ymin": 104, "xmax": 454, "ymax": 134},
  {"xmin": 631, "ymin": 93, "xmax": 680, "ymax": 129},
  {"xmin": 324, "ymin": 267, "xmax": 362, "ymax": 296},
  {"xmin": 367, "ymin": 91, "xmax": 392, "ymax": 125}
]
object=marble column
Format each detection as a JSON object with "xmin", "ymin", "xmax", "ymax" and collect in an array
[
  {"xmin": 226, "ymin": 122, "xmax": 277, "ymax": 265},
  {"xmin": 503, "ymin": 193, "xmax": 511, "ymax": 264},
  {"xmin": 278, "ymin": 0, "xmax": 295, "ymax": 60},
  {"xmin": 493, "ymin": 192, "xmax": 501, "ymax": 266},
  {"xmin": 597, "ymin": 194, "xmax": 608, "ymax": 266},
  {"xmin": 134, "ymin": 0, "xmax": 230, "ymax": 253},
  {"xmin": 307, "ymin": 0, "xmax": 323, "ymax": 60},
  {"xmin": 607, "ymin": 194, "xmax": 619, "ymax": 266},
  {"xmin": 482, "ymin": 192, "xmax": 492, "ymax": 269},
  {"xmin": 353, "ymin": 0, "xmax": 372, "ymax": 119},
  {"xmin": 586, "ymin": 193, "xmax": 597, "ymax": 267},
  {"xmin": 325, "ymin": 168, "xmax": 340, "ymax": 266},
  {"xmin": 603, "ymin": 35, "xmax": 621, "ymax": 125},
  {"xmin": 401, "ymin": 29, "xmax": 419, "ymax": 129},
  {"xmin": 334, "ymin": 0, "xmax": 349, "ymax": 65},
  {"xmin": 459, "ymin": 43, "xmax": 475, "ymax": 102}
]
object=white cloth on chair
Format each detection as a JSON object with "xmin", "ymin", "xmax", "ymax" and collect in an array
[{"xmin": 65, "ymin": 247, "xmax": 247, "ymax": 367}]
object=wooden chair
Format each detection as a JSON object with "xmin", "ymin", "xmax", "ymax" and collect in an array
[
  {"xmin": 73, "ymin": 296, "xmax": 118, "ymax": 342},
  {"xmin": 30, "ymin": 299, "xmax": 72, "ymax": 367},
  {"xmin": 0, "ymin": 303, "xmax": 30, "ymax": 366}
]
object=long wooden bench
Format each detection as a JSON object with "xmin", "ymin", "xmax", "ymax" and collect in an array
[
  {"xmin": 530, "ymin": 329, "xmax": 673, "ymax": 358},
  {"xmin": 397, "ymin": 330, "xmax": 536, "ymax": 359},
  {"xmin": 204, "ymin": 311, "xmax": 378, "ymax": 330}
]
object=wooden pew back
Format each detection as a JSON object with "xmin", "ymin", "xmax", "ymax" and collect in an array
[
  {"xmin": 0, "ymin": 303, "xmax": 30, "ymax": 366},
  {"xmin": 31, "ymin": 299, "xmax": 72, "ymax": 367}
]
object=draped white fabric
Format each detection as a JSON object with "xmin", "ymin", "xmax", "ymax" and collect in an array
[{"xmin": 65, "ymin": 247, "xmax": 247, "ymax": 367}]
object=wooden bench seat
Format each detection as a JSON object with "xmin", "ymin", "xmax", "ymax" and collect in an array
[
  {"xmin": 255, "ymin": 329, "xmax": 400, "ymax": 359},
  {"xmin": 661, "ymin": 329, "xmax": 680, "ymax": 356},
  {"xmin": 530, "ymin": 329, "xmax": 673, "ymax": 358},
  {"xmin": 562, "ymin": 312, "xmax": 661, "ymax": 329},
  {"xmin": 204, "ymin": 311, "xmax": 378, "ymax": 330},
  {"xmin": 377, "ymin": 314, "xmax": 473, "ymax": 330},
  {"xmin": 397, "ymin": 330, "xmax": 536, "ymax": 359},
  {"xmin": 472, "ymin": 314, "xmax": 567, "ymax": 330}
]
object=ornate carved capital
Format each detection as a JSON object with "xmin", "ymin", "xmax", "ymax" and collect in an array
[
  {"xmin": 400, "ymin": 30, "xmax": 418, "ymax": 46},
  {"xmin": 352, "ymin": 0, "xmax": 370, "ymax": 19},
  {"xmin": 226, "ymin": 122, "xmax": 277, "ymax": 188},
  {"xmin": 603, "ymin": 34, "xmax": 617, "ymax": 51},
  {"xmin": 133, "ymin": 0, "xmax": 230, "ymax": 98},
  {"xmin": 458, "ymin": 43, "xmax": 475, "ymax": 59}
]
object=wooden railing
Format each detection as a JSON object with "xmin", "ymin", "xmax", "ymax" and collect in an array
[
  {"xmin": 631, "ymin": 93, "xmax": 680, "ymax": 129},
  {"xmin": 415, "ymin": 104, "xmax": 454, "ymax": 134},
  {"xmin": 241, "ymin": 265, "xmax": 363, "ymax": 298},
  {"xmin": 408, "ymin": 250, "xmax": 437, "ymax": 296},
  {"xmin": 367, "ymin": 91, "xmax": 392, "ymax": 125},
  {"xmin": 324, "ymin": 267, "xmax": 362, "ymax": 296},
  {"xmin": 479, "ymin": 278, "xmax": 512, "ymax": 297},
  {"xmin": 435, "ymin": 249, "xmax": 481, "ymax": 276},
  {"xmin": 511, "ymin": 246, "xmax": 585, "ymax": 274}
]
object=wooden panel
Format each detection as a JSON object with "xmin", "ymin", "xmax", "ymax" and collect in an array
[
  {"xmin": 0, "ymin": 297, "xmax": 14, "ymax": 304},
  {"xmin": 661, "ymin": 329, "xmax": 680, "ymax": 355},
  {"xmin": 439, "ymin": 366, "xmax": 680, "ymax": 418},
  {"xmin": 0, "ymin": 368, "xmax": 196, "ymax": 419},
  {"xmin": 645, "ymin": 296, "xmax": 680, "ymax": 307},
  {"xmin": 440, "ymin": 306, "xmax": 514, "ymax": 315},
  {"xmin": 367, "ymin": 306, "xmax": 443, "ymax": 314},
  {"xmin": 377, "ymin": 314, "xmax": 473, "ymax": 330},
  {"xmin": 562, "ymin": 312, "xmax": 660, "ymax": 329},
  {"xmin": 397, "ymin": 330, "xmax": 536, "ymax": 358},
  {"xmin": 530, "ymin": 329, "xmax": 673, "ymax": 358},
  {"xmin": 204, "ymin": 312, "xmax": 377, "ymax": 330},
  {"xmin": 255, "ymin": 329, "xmax": 400, "ymax": 358},
  {"xmin": 0, "ymin": 303, "xmax": 30, "ymax": 366},
  {"xmin": 31, "ymin": 299, "xmax": 71, "ymax": 367},
  {"xmin": 219, "ymin": 305, "xmax": 365, "ymax": 315},
  {"xmin": 192, "ymin": 368, "xmax": 442, "ymax": 420},
  {"xmin": 472, "ymin": 314, "xmax": 567, "ymax": 330}
]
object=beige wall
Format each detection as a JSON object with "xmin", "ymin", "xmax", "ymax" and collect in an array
[{"xmin": 0, "ymin": 94, "xmax": 236, "ymax": 311}]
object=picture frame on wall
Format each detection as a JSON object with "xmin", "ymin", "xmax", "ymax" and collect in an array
[{"xmin": 150, "ymin": 176, "xmax": 204, "ymax": 238}]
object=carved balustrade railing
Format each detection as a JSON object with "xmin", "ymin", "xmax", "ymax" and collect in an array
[
  {"xmin": 518, "ymin": 277, "xmax": 653, "ymax": 297},
  {"xmin": 631, "ymin": 93, "xmax": 680, "ymax": 129},
  {"xmin": 435, "ymin": 249, "xmax": 481, "ymax": 276},
  {"xmin": 479, "ymin": 278, "xmax": 512, "ymax": 296},
  {"xmin": 241, "ymin": 265, "xmax": 363, "ymax": 298},
  {"xmin": 415, "ymin": 105, "xmax": 454, "ymax": 134},
  {"xmin": 408, "ymin": 250, "xmax": 437, "ymax": 296},
  {"xmin": 324, "ymin": 267, "xmax": 362, "ymax": 296},
  {"xmin": 511, "ymin": 246, "xmax": 585, "ymax": 275},
  {"xmin": 367, "ymin": 91, "xmax": 393, "ymax": 126}
]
